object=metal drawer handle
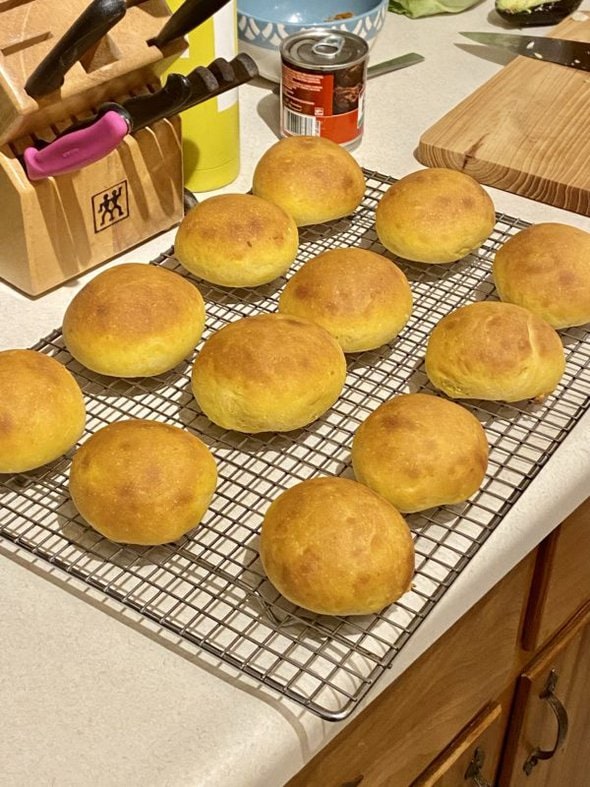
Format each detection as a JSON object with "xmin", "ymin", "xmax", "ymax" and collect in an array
[
  {"xmin": 465, "ymin": 747, "xmax": 493, "ymax": 787},
  {"xmin": 523, "ymin": 669, "xmax": 569, "ymax": 776}
]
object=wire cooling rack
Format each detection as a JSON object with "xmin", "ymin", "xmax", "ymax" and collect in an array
[{"xmin": 1, "ymin": 169, "xmax": 589, "ymax": 721}]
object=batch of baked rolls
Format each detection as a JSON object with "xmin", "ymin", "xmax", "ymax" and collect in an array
[{"xmin": 2, "ymin": 136, "xmax": 589, "ymax": 618}]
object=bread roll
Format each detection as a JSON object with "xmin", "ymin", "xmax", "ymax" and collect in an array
[
  {"xmin": 175, "ymin": 193, "xmax": 299, "ymax": 287},
  {"xmin": 352, "ymin": 393, "xmax": 488, "ymax": 513},
  {"xmin": 252, "ymin": 136, "xmax": 365, "ymax": 227},
  {"xmin": 375, "ymin": 168, "xmax": 495, "ymax": 263},
  {"xmin": 0, "ymin": 349, "xmax": 85, "ymax": 473},
  {"xmin": 260, "ymin": 477, "xmax": 414, "ymax": 616},
  {"xmin": 191, "ymin": 313, "xmax": 346, "ymax": 433},
  {"xmin": 425, "ymin": 301, "xmax": 565, "ymax": 402},
  {"xmin": 278, "ymin": 247, "xmax": 413, "ymax": 352},
  {"xmin": 69, "ymin": 419, "xmax": 217, "ymax": 545},
  {"xmin": 493, "ymin": 223, "xmax": 590, "ymax": 329},
  {"xmin": 63, "ymin": 263, "xmax": 205, "ymax": 377}
]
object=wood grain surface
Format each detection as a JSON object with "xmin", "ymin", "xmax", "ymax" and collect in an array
[
  {"xmin": 417, "ymin": 14, "xmax": 590, "ymax": 216},
  {"xmin": 0, "ymin": 0, "xmax": 185, "ymax": 146}
]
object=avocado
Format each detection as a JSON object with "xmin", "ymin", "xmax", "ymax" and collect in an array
[{"xmin": 495, "ymin": 0, "xmax": 583, "ymax": 26}]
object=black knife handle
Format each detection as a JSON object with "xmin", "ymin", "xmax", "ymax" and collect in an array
[
  {"xmin": 206, "ymin": 52, "xmax": 259, "ymax": 95},
  {"xmin": 123, "ymin": 72, "xmax": 194, "ymax": 131},
  {"xmin": 223, "ymin": 52, "xmax": 259, "ymax": 83},
  {"xmin": 181, "ymin": 53, "xmax": 258, "ymax": 111},
  {"xmin": 150, "ymin": 0, "xmax": 231, "ymax": 49},
  {"xmin": 25, "ymin": 0, "xmax": 127, "ymax": 98},
  {"xmin": 35, "ymin": 71, "xmax": 196, "ymax": 146},
  {"xmin": 207, "ymin": 56, "xmax": 235, "ymax": 85},
  {"xmin": 185, "ymin": 64, "xmax": 221, "ymax": 96}
]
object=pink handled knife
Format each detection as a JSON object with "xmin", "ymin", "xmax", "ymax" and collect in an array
[
  {"xmin": 24, "ymin": 111, "xmax": 130, "ymax": 180},
  {"xmin": 22, "ymin": 54, "xmax": 257, "ymax": 180},
  {"xmin": 22, "ymin": 68, "xmax": 217, "ymax": 180}
]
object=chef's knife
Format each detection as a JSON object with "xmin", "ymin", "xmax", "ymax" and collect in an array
[
  {"xmin": 459, "ymin": 32, "xmax": 590, "ymax": 72},
  {"xmin": 149, "ymin": 0, "xmax": 231, "ymax": 49},
  {"xmin": 25, "ymin": 0, "xmax": 128, "ymax": 98},
  {"xmin": 23, "ymin": 67, "xmax": 219, "ymax": 181}
]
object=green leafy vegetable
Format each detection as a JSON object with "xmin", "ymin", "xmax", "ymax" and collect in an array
[{"xmin": 388, "ymin": 0, "xmax": 482, "ymax": 17}]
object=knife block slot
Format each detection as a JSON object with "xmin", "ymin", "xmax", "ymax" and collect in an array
[
  {"xmin": 0, "ymin": 0, "xmax": 36, "ymax": 11},
  {"xmin": 0, "ymin": 30, "xmax": 52, "ymax": 57},
  {"xmin": 79, "ymin": 35, "xmax": 121, "ymax": 74}
]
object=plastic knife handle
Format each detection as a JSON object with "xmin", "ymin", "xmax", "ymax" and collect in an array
[
  {"xmin": 38, "ymin": 72, "xmax": 196, "ymax": 143},
  {"xmin": 150, "ymin": 0, "xmax": 231, "ymax": 49},
  {"xmin": 25, "ymin": 0, "xmax": 127, "ymax": 98},
  {"xmin": 23, "ymin": 111, "xmax": 130, "ymax": 180},
  {"xmin": 121, "ymin": 72, "xmax": 194, "ymax": 132},
  {"xmin": 225, "ymin": 52, "xmax": 259, "ymax": 83},
  {"xmin": 196, "ymin": 53, "xmax": 258, "ymax": 100},
  {"xmin": 185, "ymin": 64, "xmax": 220, "ymax": 97},
  {"xmin": 182, "ymin": 53, "xmax": 258, "ymax": 110},
  {"xmin": 207, "ymin": 57, "xmax": 235, "ymax": 86}
]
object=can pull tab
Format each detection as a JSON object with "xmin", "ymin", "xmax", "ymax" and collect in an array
[{"xmin": 311, "ymin": 34, "xmax": 345, "ymax": 58}]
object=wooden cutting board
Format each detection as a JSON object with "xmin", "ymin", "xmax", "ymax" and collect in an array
[{"xmin": 417, "ymin": 13, "xmax": 590, "ymax": 216}]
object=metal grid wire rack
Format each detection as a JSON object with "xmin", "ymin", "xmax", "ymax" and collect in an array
[{"xmin": 1, "ymin": 169, "xmax": 589, "ymax": 721}]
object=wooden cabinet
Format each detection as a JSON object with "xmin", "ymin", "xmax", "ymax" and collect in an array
[
  {"xmin": 522, "ymin": 502, "xmax": 590, "ymax": 652},
  {"xmin": 289, "ymin": 498, "xmax": 590, "ymax": 787},
  {"xmin": 499, "ymin": 603, "xmax": 590, "ymax": 785}
]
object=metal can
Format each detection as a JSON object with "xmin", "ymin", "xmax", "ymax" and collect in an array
[{"xmin": 280, "ymin": 30, "xmax": 369, "ymax": 150}]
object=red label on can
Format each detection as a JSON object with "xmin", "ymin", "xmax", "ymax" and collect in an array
[{"xmin": 280, "ymin": 63, "xmax": 365, "ymax": 147}]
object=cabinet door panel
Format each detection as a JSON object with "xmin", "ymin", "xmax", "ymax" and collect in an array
[
  {"xmin": 499, "ymin": 602, "xmax": 590, "ymax": 786},
  {"xmin": 523, "ymin": 498, "xmax": 590, "ymax": 651},
  {"xmin": 288, "ymin": 556, "xmax": 534, "ymax": 787},
  {"xmin": 412, "ymin": 703, "xmax": 506, "ymax": 787}
]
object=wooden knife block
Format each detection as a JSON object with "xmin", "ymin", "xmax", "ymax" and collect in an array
[{"xmin": 0, "ymin": 0, "xmax": 186, "ymax": 295}]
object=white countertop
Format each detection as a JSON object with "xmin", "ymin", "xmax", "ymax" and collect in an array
[{"xmin": 2, "ymin": 5, "xmax": 590, "ymax": 786}]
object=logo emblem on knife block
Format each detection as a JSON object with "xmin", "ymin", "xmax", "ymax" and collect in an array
[{"xmin": 92, "ymin": 180, "xmax": 129, "ymax": 233}]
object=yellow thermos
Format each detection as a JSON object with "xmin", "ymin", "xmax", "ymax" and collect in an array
[{"xmin": 167, "ymin": 0, "xmax": 240, "ymax": 191}]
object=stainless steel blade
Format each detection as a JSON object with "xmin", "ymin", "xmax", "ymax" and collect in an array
[
  {"xmin": 367, "ymin": 53, "xmax": 425, "ymax": 79},
  {"xmin": 459, "ymin": 31, "xmax": 590, "ymax": 72}
]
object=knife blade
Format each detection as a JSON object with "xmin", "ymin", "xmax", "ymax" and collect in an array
[
  {"xmin": 150, "ymin": 0, "xmax": 231, "ymax": 49},
  {"xmin": 25, "ymin": 0, "xmax": 128, "ymax": 98},
  {"xmin": 22, "ymin": 68, "xmax": 219, "ymax": 181},
  {"xmin": 459, "ymin": 32, "xmax": 590, "ymax": 72}
]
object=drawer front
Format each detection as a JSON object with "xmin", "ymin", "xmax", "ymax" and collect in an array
[
  {"xmin": 412, "ymin": 702, "xmax": 506, "ymax": 787},
  {"xmin": 522, "ymin": 498, "xmax": 590, "ymax": 652}
]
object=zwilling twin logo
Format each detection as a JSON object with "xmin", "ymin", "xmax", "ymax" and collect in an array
[{"xmin": 92, "ymin": 181, "xmax": 129, "ymax": 232}]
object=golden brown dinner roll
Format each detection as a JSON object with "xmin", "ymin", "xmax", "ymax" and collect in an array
[
  {"xmin": 375, "ymin": 168, "xmax": 495, "ymax": 263},
  {"xmin": 352, "ymin": 393, "xmax": 488, "ymax": 513},
  {"xmin": 175, "ymin": 193, "xmax": 299, "ymax": 287},
  {"xmin": 493, "ymin": 223, "xmax": 590, "ymax": 329},
  {"xmin": 69, "ymin": 419, "xmax": 217, "ymax": 545},
  {"xmin": 425, "ymin": 301, "xmax": 565, "ymax": 402},
  {"xmin": 278, "ymin": 247, "xmax": 413, "ymax": 352},
  {"xmin": 260, "ymin": 477, "xmax": 414, "ymax": 616},
  {"xmin": 252, "ymin": 136, "xmax": 365, "ymax": 227},
  {"xmin": 0, "ymin": 349, "xmax": 85, "ymax": 473},
  {"xmin": 191, "ymin": 313, "xmax": 346, "ymax": 433},
  {"xmin": 63, "ymin": 263, "xmax": 205, "ymax": 377}
]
